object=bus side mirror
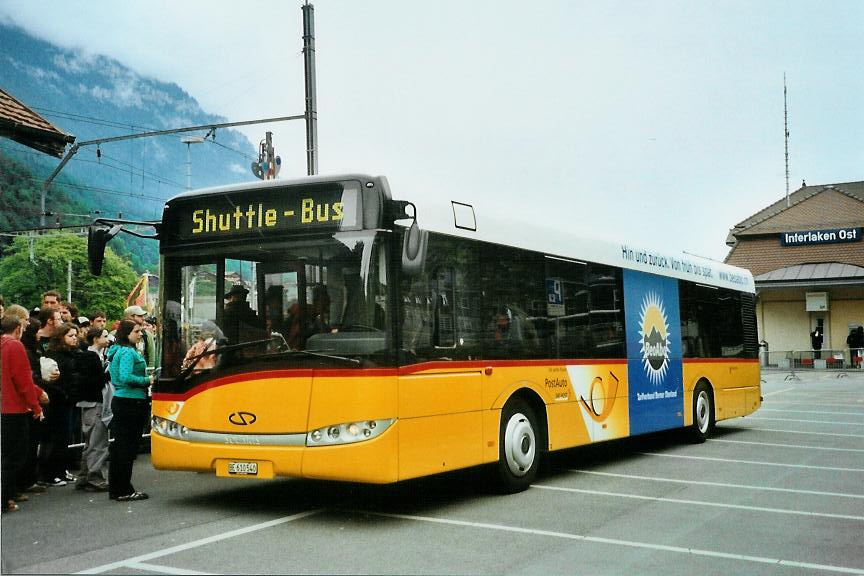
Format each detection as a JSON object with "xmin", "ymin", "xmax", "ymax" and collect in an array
[
  {"xmin": 87, "ymin": 224, "xmax": 122, "ymax": 276},
  {"xmin": 402, "ymin": 220, "xmax": 428, "ymax": 276}
]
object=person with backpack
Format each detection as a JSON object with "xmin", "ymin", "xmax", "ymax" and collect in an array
[{"xmin": 74, "ymin": 327, "xmax": 111, "ymax": 492}]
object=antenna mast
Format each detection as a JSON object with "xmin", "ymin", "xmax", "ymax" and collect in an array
[{"xmin": 784, "ymin": 73, "xmax": 790, "ymax": 208}]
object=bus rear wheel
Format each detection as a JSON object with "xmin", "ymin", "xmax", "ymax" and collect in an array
[
  {"xmin": 496, "ymin": 398, "xmax": 540, "ymax": 493},
  {"xmin": 689, "ymin": 382, "xmax": 715, "ymax": 443}
]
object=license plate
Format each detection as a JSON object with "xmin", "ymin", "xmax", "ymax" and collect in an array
[{"xmin": 227, "ymin": 461, "xmax": 258, "ymax": 475}]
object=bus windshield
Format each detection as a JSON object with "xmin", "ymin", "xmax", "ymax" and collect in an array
[{"xmin": 160, "ymin": 230, "xmax": 391, "ymax": 379}]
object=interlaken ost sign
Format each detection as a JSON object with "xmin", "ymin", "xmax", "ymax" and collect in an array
[{"xmin": 780, "ymin": 227, "xmax": 863, "ymax": 247}]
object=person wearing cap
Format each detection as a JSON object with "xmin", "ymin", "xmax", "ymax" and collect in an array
[
  {"xmin": 123, "ymin": 306, "xmax": 155, "ymax": 369},
  {"xmin": 221, "ymin": 284, "xmax": 262, "ymax": 345}
]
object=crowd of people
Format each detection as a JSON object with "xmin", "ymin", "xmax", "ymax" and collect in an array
[{"xmin": 0, "ymin": 291, "xmax": 156, "ymax": 513}]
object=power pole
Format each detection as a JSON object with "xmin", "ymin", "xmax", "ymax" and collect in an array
[
  {"xmin": 182, "ymin": 136, "xmax": 205, "ymax": 190},
  {"xmin": 784, "ymin": 73, "xmax": 790, "ymax": 208},
  {"xmin": 67, "ymin": 259, "xmax": 73, "ymax": 302},
  {"xmin": 303, "ymin": 1, "xmax": 318, "ymax": 175}
]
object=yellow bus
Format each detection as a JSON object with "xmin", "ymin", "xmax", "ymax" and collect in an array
[{"xmin": 139, "ymin": 174, "xmax": 759, "ymax": 492}]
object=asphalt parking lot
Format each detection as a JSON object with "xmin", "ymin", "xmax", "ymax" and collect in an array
[{"xmin": 3, "ymin": 369, "xmax": 863, "ymax": 575}]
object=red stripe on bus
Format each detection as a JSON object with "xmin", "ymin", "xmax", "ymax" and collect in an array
[
  {"xmin": 152, "ymin": 368, "xmax": 398, "ymax": 401},
  {"xmin": 154, "ymin": 358, "xmax": 754, "ymax": 401},
  {"xmin": 682, "ymin": 358, "xmax": 759, "ymax": 364},
  {"xmin": 152, "ymin": 358, "xmax": 632, "ymax": 401}
]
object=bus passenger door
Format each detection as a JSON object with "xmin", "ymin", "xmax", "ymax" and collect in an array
[
  {"xmin": 397, "ymin": 367, "xmax": 484, "ymax": 481},
  {"xmin": 396, "ymin": 265, "xmax": 484, "ymax": 480}
]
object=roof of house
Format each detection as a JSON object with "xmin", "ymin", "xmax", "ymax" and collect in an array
[
  {"xmin": 0, "ymin": 87, "xmax": 75, "ymax": 157},
  {"xmin": 726, "ymin": 181, "xmax": 864, "ymax": 245}
]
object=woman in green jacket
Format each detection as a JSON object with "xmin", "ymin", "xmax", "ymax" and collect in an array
[{"xmin": 106, "ymin": 320, "xmax": 153, "ymax": 501}]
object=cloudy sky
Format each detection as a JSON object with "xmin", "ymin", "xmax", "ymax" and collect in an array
[{"xmin": 1, "ymin": 0, "xmax": 861, "ymax": 260}]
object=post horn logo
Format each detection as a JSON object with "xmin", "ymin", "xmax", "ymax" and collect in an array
[
  {"xmin": 638, "ymin": 292, "xmax": 671, "ymax": 385},
  {"xmin": 228, "ymin": 412, "xmax": 257, "ymax": 426},
  {"xmin": 579, "ymin": 371, "xmax": 620, "ymax": 422}
]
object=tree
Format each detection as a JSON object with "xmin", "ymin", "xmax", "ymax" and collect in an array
[{"xmin": 0, "ymin": 233, "xmax": 139, "ymax": 320}]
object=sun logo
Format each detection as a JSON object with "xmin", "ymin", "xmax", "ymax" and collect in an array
[{"xmin": 638, "ymin": 292, "xmax": 671, "ymax": 385}]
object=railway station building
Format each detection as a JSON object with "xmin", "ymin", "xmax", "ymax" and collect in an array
[{"xmin": 725, "ymin": 180, "xmax": 864, "ymax": 369}]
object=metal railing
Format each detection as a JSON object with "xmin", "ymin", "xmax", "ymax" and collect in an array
[{"xmin": 764, "ymin": 349, "xmax": 864, "ymax": 370}]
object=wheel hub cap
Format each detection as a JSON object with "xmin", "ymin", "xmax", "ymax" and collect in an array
[{"xmin": 504, "ymin": 412, "xmax": 536, "ymax": 477}]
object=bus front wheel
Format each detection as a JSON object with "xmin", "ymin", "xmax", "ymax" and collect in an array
[
  {"xmin": 496, "ymin": 398, "xmax": 540, "ymax": 493},
  {"xmin": 689, "ymin": 382, "xmax": 715, "ymax": 443}
]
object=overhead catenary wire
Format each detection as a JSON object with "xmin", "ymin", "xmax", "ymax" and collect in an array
[
  {"xmin": 32, "ymin": 106, "xmax": 160, "ymax": 133},
  {"xmin": 16, "ymin": 175, "xmax": 167, "ymax": 203},
  {"xmin": 2, "ymin": 142, "xmax": 193, "ymax": 192},
  {"xmin": 40, "ymin": 113, "xmax": 307, "ymax": 225},
  {"xmin": 34, "ymin": 106, "xmax": 258, "ymax": 163}
]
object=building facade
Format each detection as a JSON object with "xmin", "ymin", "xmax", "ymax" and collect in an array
[{"xmin": 725, "ymin": 181, "xmax": 864, "ymax": 368}]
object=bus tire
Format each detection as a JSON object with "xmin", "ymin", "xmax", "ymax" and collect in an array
[
  {"xmin": 496, "ymin": 398, "xmax": 540, "ymax": 493},
  {"xmin": 689, "ymin": 382, "xmax": 715, "ymax": 444}
]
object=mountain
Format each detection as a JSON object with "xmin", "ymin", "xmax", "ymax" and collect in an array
[{"xmin": 0, "ymin": 22, "xmax": 259, "ymax": 267}]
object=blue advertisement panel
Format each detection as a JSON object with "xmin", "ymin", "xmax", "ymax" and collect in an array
[{"xmin": 623, "ymin": 269, "xmax": 683, "ymax": 435}]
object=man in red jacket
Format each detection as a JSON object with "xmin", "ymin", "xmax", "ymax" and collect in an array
[{"xmin": 1, "ymin": 312, "xmax": 48, "ymax": 513}]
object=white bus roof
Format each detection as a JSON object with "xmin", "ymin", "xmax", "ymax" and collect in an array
[{"xmin": 407, "ymin": 194, "xmax": 755, "ymax": 294}]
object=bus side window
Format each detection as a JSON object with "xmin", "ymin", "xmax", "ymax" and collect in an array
[{"xmin": 433, "ymin": 267, "xmax": 456, "ymax": 348}]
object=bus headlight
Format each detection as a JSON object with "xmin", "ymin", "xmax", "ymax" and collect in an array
[
  {"xmin": 306, "ymin": 418, "xmax": 394, "ymax": 446},
  {"xmin": 152, "ymin": 415, "xmax": 188, "ymax": 440}
]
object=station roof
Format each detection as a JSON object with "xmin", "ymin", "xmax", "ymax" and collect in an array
[
  {"xmin": 0, "ymin": 87, "xmax": 75, "ymax": 157},
  {"xmin": 754, "ymin": 262, "xmax": 864, "ymax": 287}
]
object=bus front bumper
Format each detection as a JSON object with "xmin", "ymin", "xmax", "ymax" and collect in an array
[{"xmin": 150, "ymin": 421, "xmax": 399, "ymax": 484}]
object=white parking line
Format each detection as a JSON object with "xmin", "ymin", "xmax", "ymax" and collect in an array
[
  {"xmin": 768, "ymin": 401, "xmax": 864, "ymax": 407},
  {"xmin": 639, "ymin": 452, "xmax": 864, "ymax": 473},
  {"xmin": 75, "ymin": 509, "xmax": 321, "ymax": 574},
  {"xmin": 710, "ymin": 438, "xmax": 864, "ymax": 453},
  {"xmin": 749, "ymin": 416, "xmax": 864, "ymax": 426},
  {"xmin": 362, "ymin": 511, "xmax": 864, "ymax": 575},
  {"xmin": 533, "ymin": 484, "xmax": 864, "ymax": 521},
  {"xmin": 563, "ymin": 469, "xmax": 864, "ymax": 499},
  {"xmin": 770, "ymin": 397, "xmax": 864, "ymax": 404},
  {"xmin": 723, "ymin": 426, "xmax": 864, "ymax": 438},
  {"xmin": 763, "ymin": 387, "xmax": 796, "ymax": 397},
  {"xmin": 125, "ymin": 562, "xmax": 215, "ymax": 575},
  {"xmin": 760, "ymin": 408, "xmax": 864, "ymax": 417}
]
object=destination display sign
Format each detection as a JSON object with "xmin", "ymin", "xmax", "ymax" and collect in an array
[
  {"xmin": 163, "ymin": 183, "xmax": 362, "ymax": 242},
  {"xmin": 780, "ymin": 227, "xmax": 862, "ymax": 247}
]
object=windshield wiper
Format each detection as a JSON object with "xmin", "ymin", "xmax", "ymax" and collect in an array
[
  {"xmin": 178, "ymin": 336, "xmax": 361, "ymax": 380},
  {"xmin": 178, "ymin": 337, "xmax": 279, "ymax": 380},
  {"xmin": 269, "ymin": 332, "xmax": 361, "ymax": 365},
  {"xmin": 280, "ymin": 349, "xmax": 361, "ymax": 366}
]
